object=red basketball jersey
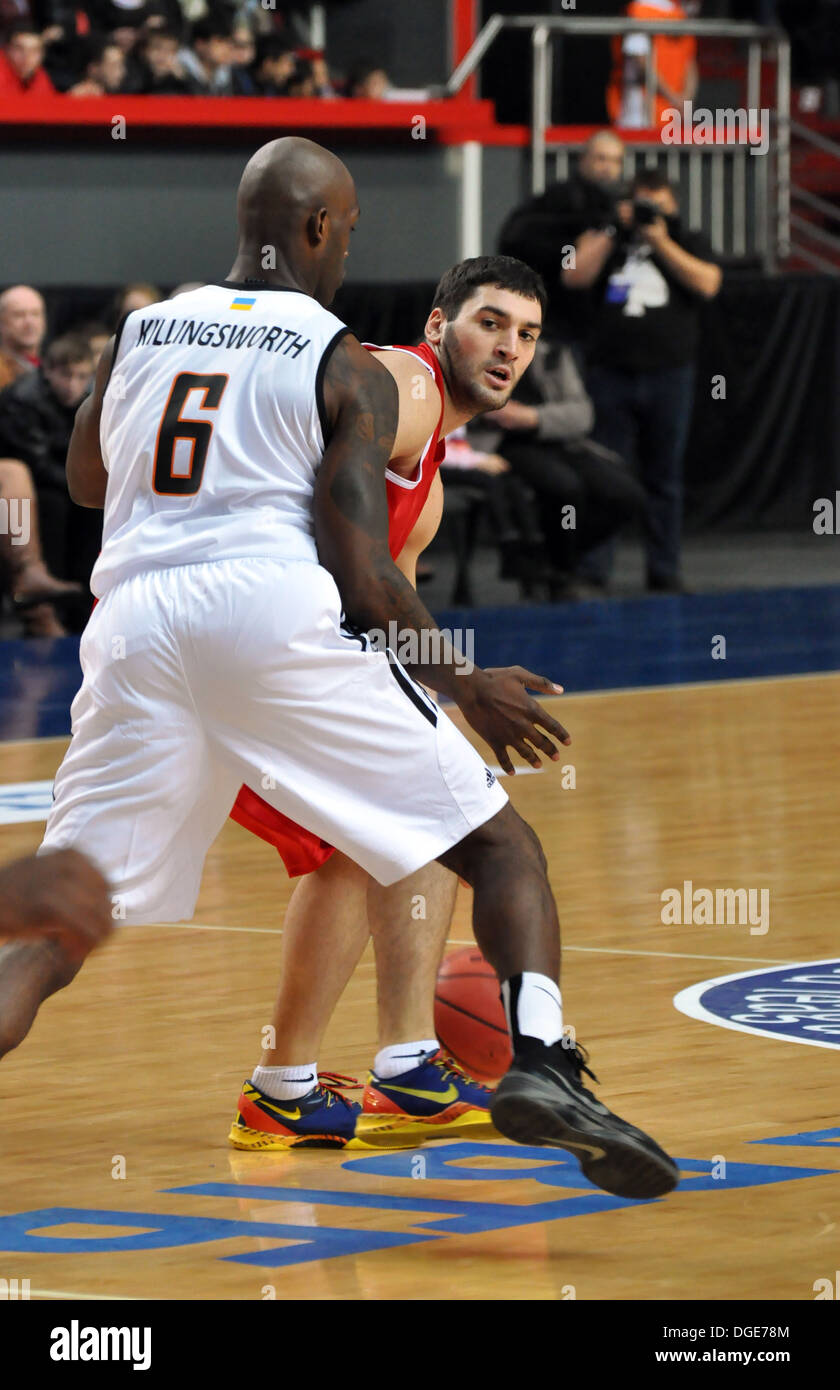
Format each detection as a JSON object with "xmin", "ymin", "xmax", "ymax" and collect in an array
[{"xmin": 365, "ymin": 341, "xmax": 447, "ymax": 560}]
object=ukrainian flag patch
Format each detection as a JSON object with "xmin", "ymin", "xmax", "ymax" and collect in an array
[{"xmin": 230, "ymin": 296, "xmax": 256, "ymax": 311}]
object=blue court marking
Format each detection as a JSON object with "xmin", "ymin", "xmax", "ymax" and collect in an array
[
  {"xmin": 1, "ymin": 1140, "xmax": 834, "ymax": 1272},
  {"xmin": 335, "ymin": 1143, "xmax": 835, "ymax": 1193},
  {"xmin": 674, "ymin": 960, "xmax": 840, "ymax": 1050},
  {"xmin": 0, "ymin": 1207, "xmax": 433, "ymax": 1269},
  {"xmin": 749, "ymin": 1127, "xmax": 840, "ymax": 1149},
  {"xmin": 2, "ymin": 586, "xmax": 838, "ymax": 743}
]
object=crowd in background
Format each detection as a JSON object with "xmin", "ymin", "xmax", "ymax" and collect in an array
[
  {"xmin": 0, "ymin": 0, "xmax": 833, "ymax": 627},
  {"xmin": 0, "ymin": 128, "xmax": 724, "ymax": 633},
  {"xmin": 0, "ymin": 5, "xmax": 414, "ymax": 101},
  {"xmin": 0, "ymin": 282, "xmax": 168, "ymax": 636}
]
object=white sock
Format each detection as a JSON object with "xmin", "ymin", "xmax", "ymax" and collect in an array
[
  {"xmin": 373, "ymin": 1039, "xmax": 439, "ymax": 1079},
  {"xmin": 251, "ymin": 1063, "xmax": 318, "ymax": 1101},
  {"xmin": 501, "ymin": 973, "xmax": 563, "ymax": 1048}
]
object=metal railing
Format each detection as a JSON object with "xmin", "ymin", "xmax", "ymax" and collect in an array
[
  {"xmin": 446, "ymin": 15, "xmax": 791, "ymax": 269},
  {"xmin": 789, "ymin": 119, "xmax": 840, "ymax": 271}
]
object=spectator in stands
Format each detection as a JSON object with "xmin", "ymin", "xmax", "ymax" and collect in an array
[
  {"xmin": 0, "ymin": 285, "xmax": 46, "ymax": 392},
  {"xmin": 606, "ymin": 0, "xmax": 699, "ymax": 129},
  {"xmin": 230, "ymin": 21, "xmax": 255, "ymax": 72},
  {"xmin": 310, "ymin": 51, "xmax": 337, "ymax": 98},
  {"xmin": 285, "ymin": 53, "xmax": 314, "ymax": 97},
  {"xmin": 178, "ymin": 15, "xmax": 235, "ymax": 95},
  {"xmin": 564, "ymin": 170, "xmax": 721, "ymax": 592},
  {"xmin": 111, "ymin": 282, "xmax": 162, "ymax": 325},
  {"xmin": 0, "ymin": 457, "xmax": 83, "ymax": 637},
  {"xmin": 76, "ymin": 321, "xmax": 111, "ymax": 367},
  {"xmin": 0, "ymin": 19, "xmax": 56, "ymax": 96},
  {"xmin": 469, "ymin": 335, "xmax": 645, "ymax": 599},
  {"xmin": 346, "ymin": 61, "xmax": 389, "ymax": 99},
  {"xmin": 441, "ymin": 428, "xmax": 549, "ymax": 596},
  {"xmin": 0, "ymin": 335, "xmax": 99, "ymax": 634},
  {"xmin": 240, "ymin": 33, "xmax": 296, "ymax": 96},
  {"xmin": 67, "ymin": 35, "xmax": 126, "ymax": 94},
  {"xmin": 345, "ymin": 61, "xmax": 431, "ymax": 102},
  {"xmin": 499, "ymin": 130, "xmax": 628, "ymax": 339},
  {"xmin": 133, "ymin": 25, "xmax": 195, "ymax": 94}
]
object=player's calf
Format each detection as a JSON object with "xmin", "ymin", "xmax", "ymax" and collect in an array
[{"xmin": 438, "ymin": 802, "xmax": 560, "ymax": 982}]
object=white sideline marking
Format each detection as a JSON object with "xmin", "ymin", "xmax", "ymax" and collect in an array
[
  {"xmin": 445, "ymin": 939, "xmax": 794, "ymax": 966},
  {"xmin": 27, "ymin": 1288, "xmax": 146, "ymax": 1301},
  {"xmin": 129, "ymin": 921, "xmax": 793, "ymax": 967}
]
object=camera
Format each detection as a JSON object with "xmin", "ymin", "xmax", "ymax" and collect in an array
[{"xmin": 633, "ymin": 198, "xmax": 661, "ymax": 228}]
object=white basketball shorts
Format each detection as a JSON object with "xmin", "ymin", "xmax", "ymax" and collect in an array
[{"xmin": 40, "ymin": 557, "xmax": 508, "ymax": 922}]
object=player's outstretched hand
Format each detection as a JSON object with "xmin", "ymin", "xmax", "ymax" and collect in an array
[
  {"xmin": 456, "ymin": 666, "xmax": 571, "ymax": 775},
  {"xmin": 0, "ymin": 849, "xmax": 114, "ymax": 961}
]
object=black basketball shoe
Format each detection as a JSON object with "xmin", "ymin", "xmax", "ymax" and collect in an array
[{"xmin": 491, "ymin": 1040, "xmax": 680, "ymax": 1200}]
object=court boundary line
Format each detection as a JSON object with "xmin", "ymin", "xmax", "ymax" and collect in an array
[
  {"xmin": 3, "ymin": 668, "xmax": 840, "ymax": 752},
  {"xmin": 27, "ymin": 1288, "xmax": 146, "ymax": 1301},
  {"xmin": 447, "ymin": 940, "xmax": 795, "ymax": 966},
  {"xmin": 126, "ymin": 921, "xmax": 795, "ymax": 966}
]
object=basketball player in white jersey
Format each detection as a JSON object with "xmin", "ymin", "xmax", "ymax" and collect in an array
[
  {"xmin": 18, "ymin": 138, "xmax": 676, "ymax": 1199},
  {"xmin": 227, "ymin": 256, "xmax": 551, "ymax": 1152}
]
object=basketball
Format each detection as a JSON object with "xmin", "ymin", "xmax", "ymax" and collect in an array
[{"xmin": 434, "ymin": 946, "xmax": 512, "ymax": 1083}]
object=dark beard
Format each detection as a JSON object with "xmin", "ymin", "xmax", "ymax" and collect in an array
[{"xmin": 439, "ymin": 328, "xmax": 508, "ymax": 416}]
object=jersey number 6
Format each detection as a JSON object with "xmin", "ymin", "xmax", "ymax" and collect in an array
[{"xmin": 153, "ymin": 372, "xmax": 229, "ymax": 496}]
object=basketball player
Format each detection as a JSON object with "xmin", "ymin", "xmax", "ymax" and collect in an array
[
  {"xmin": 26, "ymin": 138, "xmax": 676, "ymax": 1199},
  {"xmin": 227, "ymin": 258, "xmax": 554, "ymax": 1151},
  {"xmin": 0, "ymin": 849, "xmax": 112, "ymax": 1057}
]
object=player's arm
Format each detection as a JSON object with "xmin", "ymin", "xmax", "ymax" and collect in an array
[
  {"xmin": 313, "ymin": 335, "xmax": 570, "ymax": 772},
  {"xmin": 66, "ymin": 337, "xmax": 114, "ymax": 508}
]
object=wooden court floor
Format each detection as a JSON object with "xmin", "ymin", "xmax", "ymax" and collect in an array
[{"xmin": 0, "ymin": 673, "xmax": 838, "ymax": 1301}]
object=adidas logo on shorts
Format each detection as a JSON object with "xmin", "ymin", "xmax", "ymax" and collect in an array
[{"xmin": 485, "ymin": 768, "xmax": 497, "ymax": 788}]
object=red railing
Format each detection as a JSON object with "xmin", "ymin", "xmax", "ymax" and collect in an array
[{"xmin": 0, "ymin": 94, "xmax": 496, "ymax": 137}]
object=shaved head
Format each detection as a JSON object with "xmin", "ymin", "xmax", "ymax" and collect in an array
[
  {"xmin": 579, "ymin": 130, "xmax": 625, "ymax": 188},
  {"xmin": 229, "ymin": 137, "xmax": 359, "ymax": 306},
  {"xmin": 0, "ymin": 284, "xmax": 46, "ymax": 356}
]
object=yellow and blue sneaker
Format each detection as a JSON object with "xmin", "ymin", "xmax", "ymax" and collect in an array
[
  {"xmin": 353, "ymin": 1051, "xmax": 497, "ymax": 1148},
  {"xmin": 228, "ymin": 1072, "xmax": 361, "ymax": 1151}
]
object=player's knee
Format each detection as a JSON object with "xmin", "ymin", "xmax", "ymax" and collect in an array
[
  {"xmin": 440, "ymin": 803, "xmax": 547, "ymax": 883},
  {"xmin": 508, "ymin": 811, "xmax": 548, "ymax": 875}
]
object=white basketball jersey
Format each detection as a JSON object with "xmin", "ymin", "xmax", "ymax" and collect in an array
[{"xmin": 92, "ymin": 282, "xmax": 350, "ymax": 597}]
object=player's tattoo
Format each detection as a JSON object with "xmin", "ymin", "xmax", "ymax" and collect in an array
[
  {"xmin": 314, "ymin": 335, "xmax": 569, "ymax": 764},
  {"xmin": 314, "ymin": 334, "xmax": 464, "ymax": 697}
]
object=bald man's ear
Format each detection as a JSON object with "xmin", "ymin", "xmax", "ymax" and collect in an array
[
  {"xmin": 307, "ymin": 207, "xmax": 329, "ymax": 247},
  {"xmin": 425, "ymin": 307, "xmax": 446, "ymax": 345}
]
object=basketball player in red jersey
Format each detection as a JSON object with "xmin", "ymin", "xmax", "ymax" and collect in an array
[{"xmin": 228, "ymin": 258, "xmax": 544, "ymax": 1151}]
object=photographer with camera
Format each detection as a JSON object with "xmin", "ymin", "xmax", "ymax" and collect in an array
[
  {"xmin": 498, "ymin": 130, "xmax": 627, "ymax": 340},
  {"xmin": 564, "ymin": 170, "xmax": 721, "ymax": 592}
]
